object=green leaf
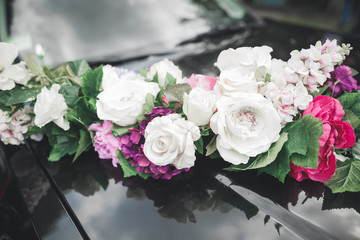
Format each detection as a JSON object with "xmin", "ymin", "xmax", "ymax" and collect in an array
[
  {"xmin": 337, "ymin": 92, "xmax": 358, "ymax": 109},
  {"xmin": 111, "ymin": 124, "xmax": 138, "ymax": 137},
  {"xmin": 137, "ymin": 93, "xmax": 154, "ymax": 123},
  {"xmin": 25, "ymin": 54, "xmax": 44, "ymax": 76},
  {"xmin": 81, "ymin": 65, "xmax": 103, "ymax": 99},
  {"xmin": 66, "ymin": 59, "xmax": 90, "ymax": 77},
  {"xmin": 290, "ymin": 115, "xmax": 323, "ymax": 169},
  {"xmin": 200, "ymin": 126, "xmax": 210, "ymax": 136},
  {"xmin": 194, "ymin": 137, "xmax": 204, "ymax": 155},
  {"xmin": 59, "ymin": 85, "xmax": 80, "ymax": 108},
  {"xmin": 164, "ymin": 83, "xmax": 191, "ymax": 103},
  {"xmin": 312, "ymin": 83, "xmax": 331, "ymax": 97},
  {"xmin": 225, "ymin": 132, "xmax": 288, "ymax": 171},
  {"xmin": 324, "ymin": 159, "xmax": 360, "ymax": 193},
  {"xmin": 205, "ymin": 136, "xmax": 217, "ymax": 156},
  {"xmin": 73, "ymin": 129, "xmax": 92, "ymax": 162},
  {"xmin": 164, "ymin": 73, "xmax": 177, "ymax": 86},
  {"xmin": 6, "ymin": 86, "xmax": 41, "ymax": 105},
  {"xmin": 116, "ymin": 150, "xmax": 138, "ymax": 178},
  {"xmin": 139, "ymin": 68, "xmax": 149, "ymax": 78},
  {"xmin": 48, "ymin": 136, "xmax": 79, "ymax": 162},
  {"xmin": 66, "ymin": 97, "xmax": 98, "ymax": 128},
  {"xmin": 343, "ymin": 109, "xmax": 360, "ymax": 130},
  {"xmin": 152, "ymin": 72, "xmax": 159, "ymax": 84},
  {"xmin": 259, "ymin": 115, "xmax": 323, "ymax": 182}
]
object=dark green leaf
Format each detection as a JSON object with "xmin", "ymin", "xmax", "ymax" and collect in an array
[
  {"xmin": 225, "ymin": 132, "xmax": 288, "ymax": 171},
  {"xmin": 117, "ymin": 150, "xmax": 138, "ymax": 178},
  {"xmin": 59, "ymin": 85, "xmax": 80, "ymax": 108},
  {"xmin": 73, "ymin": 129, "xmax": 92, "ymax": 162},
  {"xmin": 48, "ymin": 136, "xmax": 78, "ymax": 162},
  {"xmin": 66, "ymin": 97, "xmax": 98, "ymax": 128},
  {"xmin": 343, "ymin": 109, "xmax": 360, "ymax": 130},
  {"xmin": 81, "ymin": 65, "xmax": 103, "ymax": 99},
  {"xmin": 324, "ymin": 159, "xmax": 360, "ymax": 193},
  {"xmin": 138, "ymin": 93, "xmax": 154, "ymax": 123},
  {"xmin": 290, "ymin": 115, "xmax": 323, "ymax": 169},
  {"xmin": 6, "ymin": 86, "xmax": 41, "ymax": 105},
  {"xmin": 264, "ymin": 215, "xmax": 270, "ymax": 225},
  {"xmin": 322, "ymin": 187, "xmax": 360, "ymax": 214},
  {"xmin": 194, "ymin": 137, "xmax": 204, "ymax": 155},
  {"xmin": 66, "ymin": 59, "xmax": 90, "ymax": 77}
]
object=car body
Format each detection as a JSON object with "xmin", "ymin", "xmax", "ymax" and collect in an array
[{"xmin": 1, "ymin": 1, "xmax": 360, "ymax": 239}]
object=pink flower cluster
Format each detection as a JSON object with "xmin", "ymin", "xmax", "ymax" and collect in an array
[
  {"xmin": 289, "ymin": 96, "xmax": 355, "ymax": 182},
  {"xmin": 0, "ymin": 105, "xmax": 34, "ymax": 145},
  {"xmin": 286, "ymin": 39, "xmax": 347, "ymax": 92},
  {"xmin": 89, "ymin": 120, "xmax": 121, "ymax": 167}
]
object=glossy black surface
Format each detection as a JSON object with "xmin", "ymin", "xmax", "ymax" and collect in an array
[{"xmin": 3, "ymin": 1, "xmax": 360, "ymax": 239}]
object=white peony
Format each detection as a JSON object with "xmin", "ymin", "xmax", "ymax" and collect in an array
[
  {"xmin": 214, "ymin": 46, "xmax": 273, "ymax": 96},
  {"xmin": 0, "ymin": 42, "xmax": 30, "ymax": 90},
  {"xmin": 34, "ymin": 84, "xmax": 70, "ymax": 130},
  {"xmin": 144, "ymin": 114, "xmax": 200, "ymax": 169},
  {"xmin": 147, "ymin": 58, "xmax": 182, "ymax": 86},
  {"xmin": 96, "ymin": 80, "xmax": 160, "ymax": 126},
  {"xmin": 210, "ymin": 93, "xmax": 281, "ymax": 165},
  {"xmin": 183, "ymin": 87, "xmax": 217, "ymax": 126}
]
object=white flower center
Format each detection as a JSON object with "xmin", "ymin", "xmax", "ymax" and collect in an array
[
  {"xmin": 230, "ymin": 107, "xmax": 264, "ymax": 138},
  {"xmin": 119, "ymin": 93, "xmax": 135, "ymax": 102}
]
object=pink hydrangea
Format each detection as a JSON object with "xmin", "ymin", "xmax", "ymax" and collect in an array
[
  {"xmin": 289, "ymin": 96, "xmax": 355, "ymax": 182},
  {"xmin": 89, "ymin": 120, "xmax": 121, "ymax": 167}
]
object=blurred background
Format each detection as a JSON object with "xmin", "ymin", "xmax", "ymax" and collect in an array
[{"xmin": 1, "ymin": 0, "xmax": 359, "ymax": 72}]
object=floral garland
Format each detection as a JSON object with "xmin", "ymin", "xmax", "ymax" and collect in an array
[{"xmin": 0, "ymin": 40, "xmax": 359, "ymax": 194}]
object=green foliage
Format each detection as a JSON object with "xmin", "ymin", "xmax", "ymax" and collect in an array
[
  {"xmin": 66, "ymin": 97, "xmax": 98, "ymax": 129},
  {"xmin": 225, "ymin": 133, "xmax": 288, "ymax": 171},
  {"xmin": 48, "ymin": 135, "xmax": 79, "ymax": 162},
  {"xmin": 164, "ymin": 83, "xmax": 191, "ymax": 103},
  {"xmin": 164, "ymin": 73, "xmax": 177, "ymax": 86},
  {"xmin": 337, "ymin": 91, "xmax": 360, "ymax": 134},
  {"xmin": 259, "ymin": 115, "xmax": 323, "ymax": 183},
  {"xmin": 111, "ymin": 124, "xmax": 138, "ymax": 137},
  {"xmin": 81, "ymin": 65, "xmax": 103, "ymax": 99},
  {"xmin": 66, "ymin": 59, "xmax": 90, "ymax": 77},
  {"xmin": 290, "ymin": 115, "xmax": 323, "ymax": 168},
  {"xmin": 138, "ymin": 93, "xmax": 155, "ymax": 123},
  {"xmin": 325, "ymin": 159, "xmax": 360, "ymax": 193},
  {"xmin": 73, "ymin": 129, "xmax": 92, "ymax": 162},
  {"xmin": 6, "ymin": 86, "xmax": 41, "ymax": 105},
  {"xmin": 205, "ymin": 136, "xmax": 217, "ymax": 156},
  {"xmin": 194, "ymin": 137, "xmax": 204, "ymax": 155},
  {"xmin": 59, "ymin": 85, "xmax": 80, "ymax": 108}
]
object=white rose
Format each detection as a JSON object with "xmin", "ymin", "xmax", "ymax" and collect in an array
[
  {"xmin": 96, "ymin": 80, "xmax": 160, "ymax": 126},
  {"xmin": 210, "ymin": 93, "xmax": 281, "ymax": 165},
  {"xmin": 214, "ymin": 66, "xmax": 258, "ymax": 95},
  {"xmin": 0, "ymin": 42, "xmax": 30, "ymax": 90},
  {"xmin": 214, "ymin": 46, "xmax": 273, "ymax": 96},
  {"xmin": 144, "ymin": 114, "xmax": 200, "ymax": 169},
  {"xmin": 183, "ymin": 87, "xmax": 217, "ymax": 126},
  {"xmin": 101, "ymin": 65, "xmax": 142, "ymax": 90},
  {"xmin": 147, "ymin": 58, "xmax": 182, "ymax": 86},
  {"xmin": 34, "ymin": 84, "xmax": 70, "ymax": 130}
]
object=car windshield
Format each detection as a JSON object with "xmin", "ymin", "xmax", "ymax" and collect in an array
[{"xmin": 6, "ymin": 0, "xmax": 257, "ymax": 65}]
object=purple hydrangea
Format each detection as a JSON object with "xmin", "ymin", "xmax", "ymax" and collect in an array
[
  {"xmin": 121, "ymin": 107, "xmax": 190, "ymax": 180},
  {"xmin": 326, "ymin": 65, "xmax": 359, "ymax": 97}
]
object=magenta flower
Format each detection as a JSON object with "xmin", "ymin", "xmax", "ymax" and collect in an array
[
  {"xmin": 326, "ymin": 65, "xmax": 359, "ymax": 97},
  {"xmin": 89, "ymin": 120, "xmax": 121, "ymax": 167}
]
